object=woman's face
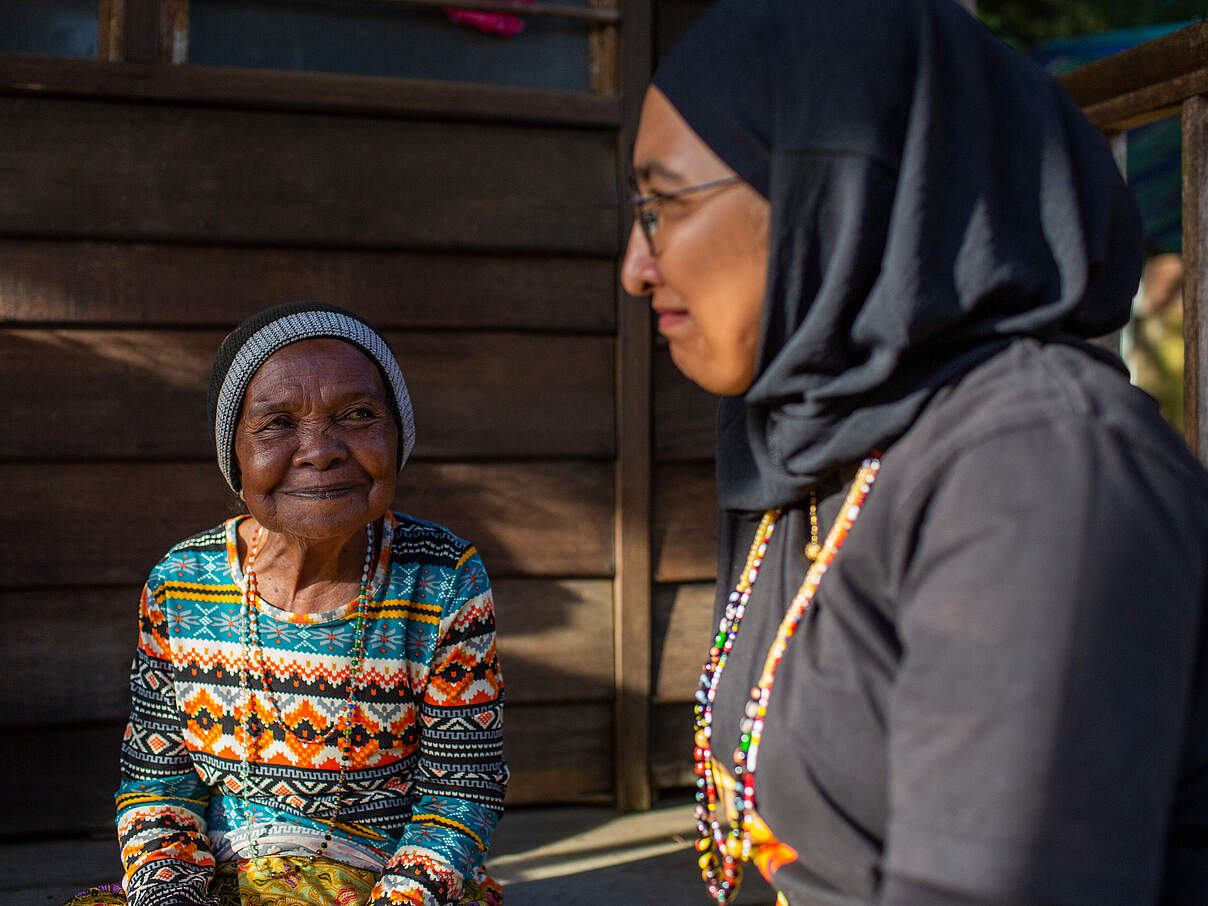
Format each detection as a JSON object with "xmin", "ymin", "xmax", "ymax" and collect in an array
[
  {"xmin": 621, "ymin": 86, "xmax": 771, "ymax": 396},
  {"xmin": 234, "ymin": 338, "xmax": 398, "ymax": 544}
]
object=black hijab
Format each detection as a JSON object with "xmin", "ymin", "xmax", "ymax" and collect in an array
[{"xmin": 653, "ymin": 0, "xmax": 1143, "ymax": 512}]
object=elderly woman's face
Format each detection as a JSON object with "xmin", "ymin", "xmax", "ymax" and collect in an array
[
  {"xmin": 234, "ymin": 338, "xmax": 397, "ymax": 543},
  {"xmin": 621, "ymin": 86, "xmax": 770, "ymax": 396}
]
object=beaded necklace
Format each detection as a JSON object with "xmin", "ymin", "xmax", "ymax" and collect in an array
[
  {"xmin": 693, "ymin": 456, "xmax": 881, "ymax": 904},
  {"xmin": 237, "ymin": 520, "xmax": 375, "ymax": 877}
]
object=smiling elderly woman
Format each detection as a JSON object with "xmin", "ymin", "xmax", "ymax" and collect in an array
[{"xmin": 68, "ymin": 303, "xmax": 507, "ymax": 906}]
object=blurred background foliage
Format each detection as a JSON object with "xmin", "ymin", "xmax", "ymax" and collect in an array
[
  {"xmin": 974, "ymin": 0, "xmax": 1201, "ymax": 432},
  {"xmin": 979, "ymin": 0, "xmax": 1203, "ymax": 49}
]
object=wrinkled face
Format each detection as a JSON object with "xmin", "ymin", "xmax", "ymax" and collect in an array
[
  {"xmin": 621, "ymin": 86, "xmax": 771, "ymax": 396},
  {"xmin": 234, "ymin": 338, "xmax": 398, "ymax": 543}
]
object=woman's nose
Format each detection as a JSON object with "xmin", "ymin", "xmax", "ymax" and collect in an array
[
  {"xmin": 292, "ymin": 423, "xmax": 346, "ymax": 470},
  {"xmin": 621, "ymin": 221, "xmax": 658, "ymax": 297}
]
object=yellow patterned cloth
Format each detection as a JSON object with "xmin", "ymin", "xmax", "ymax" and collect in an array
[{"xmin": 64, "ymin": 857, "xmax": 502, "ymax": 906}]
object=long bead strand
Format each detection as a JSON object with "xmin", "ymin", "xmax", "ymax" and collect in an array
[
  {"xmin": 238, "ymin": 520, "xmax": 375, "ymax": 878},
  {"xmin": 694, "ymin": 456, "xmax": 881, "ymax": 904}
]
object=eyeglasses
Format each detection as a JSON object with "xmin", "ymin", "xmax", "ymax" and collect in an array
[{"xmin": 627, "ymin": 174, "xmax": 742, "ymax": 255}]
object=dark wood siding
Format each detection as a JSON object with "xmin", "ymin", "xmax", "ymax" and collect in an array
[{"xmin": 0, "ymin": 43, "xmax": 629, "ymax": 834}]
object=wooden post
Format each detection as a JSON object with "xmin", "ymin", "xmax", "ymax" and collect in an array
[
  {"xmin": 122, "ymin": 0, "xmax": 188, "ymax": 64},
  {"xmin": 1183, "ymin": 95, "xmax": 1208, "ymax": 465},
  {"xmin": 589, "ymin": 0, "xmax": 620, "ymax": 95},
  {"xmin": 98, "ymin": 0, "xmax": 125, "ymax": 62},
  {"xmin": 613, "ymin": 0, "xmax": 654, "ymax": 812}
]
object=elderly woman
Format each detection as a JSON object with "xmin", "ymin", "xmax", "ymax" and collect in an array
[
  {"xmin": 623, "ymin": 2, "xmax": 1208, "ymax": 905},
  {"xmin": 69, "ymin": 303, "xmax": 507, "ymax": 906}
]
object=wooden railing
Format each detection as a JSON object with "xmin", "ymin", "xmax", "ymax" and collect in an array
[{"xmin": 1059, "ymin": 21, "xmax": 1208, "ymax": 464}]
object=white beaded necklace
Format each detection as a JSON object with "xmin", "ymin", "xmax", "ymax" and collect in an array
[{"xmin": 237, "ymin": 520, "xmax": 375, "ymax": 877}]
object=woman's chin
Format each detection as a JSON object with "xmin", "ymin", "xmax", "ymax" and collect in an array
[
  {"xmin": 671, "ymin": 346, "xmax": 754, "ymax": 397},
  {"xmin": 253, "ymin": 495, "xmax": 389, "ymax": 543}
]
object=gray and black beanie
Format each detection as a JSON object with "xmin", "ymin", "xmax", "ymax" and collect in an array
[{"xmin": 207, "ymin": 302, "xmax": 416, "ymax": 493}]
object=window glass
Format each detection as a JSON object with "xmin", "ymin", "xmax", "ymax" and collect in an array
[
  {"xmin": 0, "ymin": 0, "xmax": 98, "ymax": 58},
  {"xmin": 189, "ymin": 0, "xmax": 592, "ymax": 91}
]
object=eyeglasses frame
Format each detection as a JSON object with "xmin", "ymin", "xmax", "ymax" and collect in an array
[{"xmin": 627, "ymin": 174, "xmax": 743, "ymax": 256}]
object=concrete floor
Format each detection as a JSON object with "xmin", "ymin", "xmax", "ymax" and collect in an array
[{"xmin": 0, "ymin": 798, "xmax": 776, "ymax": 905}]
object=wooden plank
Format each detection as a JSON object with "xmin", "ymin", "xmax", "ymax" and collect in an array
[
  {"xmin": 0, "ymin": 579, "xmax": 612, "ymax": 727},
  {"xmin": 0, "ymin": 704, "xmax": 611, "ymax": 837},
  {"xmin": 0, "ymin": 241, "xmax": 616, "ymax": 332},
  {"xmin": 0, "ymin": 588, "xmax": 135, "ymax": 728},
  {"xmin": 0, "ymin": 55, "xmax": 622, "ymax": 128},
  {"xmin": 611, "ymin": 0, "xmax": 654, "ymax": 817},
  {"xmin": 1184, "ymin": 95, "xmax": 1208, "ymax": 466},
  {"xmin": 0, "ymin": 329, "xmax": 616, "ymax": 460},
  {"xmin": 496, "ymin": 579, "xmax": 613, "ymax": 705},
  {"xmin": 652, "ymin": 461, "xmax": 716, "ymax": 582},
  {"xmin": 653, "ymin": 344, "xmax": 716, "ymax": 462},
  {"xmin": 1080, "ymin": 67, "xmax": 1208, "ymax": 134},
  {"xmin": 0, "ymin": 723, "xmax": 126, "ymax": 838},
  {"xmin": 1059, "ymin": 22, "xmax": 1208, "ymax": 110},
  {"xmin": 649, "ymin": 701, "xmax": 694, "ymax": 789},
  {"xmin": 0, "ymin": 98, "xmax": 618, "ymax": 254},
  {"xmin": 0, "ymin": 840, "xmax": 123, "ymax": 898},
  {"xmin": 0, "ymin": 461, "xmax": 613, "ymax": 588},
  {"xmin": 505, "ymin": 703, "xmax": 613, "ymax": 805},
  {"xmin": 651, "ymin": 582, "xmax": 713, "ymax": 704}
]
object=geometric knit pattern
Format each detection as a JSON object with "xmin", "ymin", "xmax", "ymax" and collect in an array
[{"xmin": 116, "ymin": 511, "xmax": 507, "ymax": 906}]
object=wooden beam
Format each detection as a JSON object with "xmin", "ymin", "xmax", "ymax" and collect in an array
[
  {"xmin": 612, "ymin": 0, "xmax": 654, "ymax": 813},
  {"xmin": 1079, "ymin": 66, "xmax": 1208, "ymax": 134},
  {"xmin": 0, "ymin": 97, "xmax": 618, "ymax": 254},
  {"xmin": 0, "ymin": 579, "xmax": 614, "ymax": 725},
  {"xmin": 0, "ymin": 56, "xmax": 621, "ymax": 128},
  {"xmin": 1184, "ymin": 95, "xmax": 1208, "ymax": 465},
  {"xmin": 0, "ymin": 329, "xmax": 616, "ymax": 461},
  {"xmin": 0, "ymin": 707, "xmax": 614, "ymax": 837},
  {"xmin": 1060, "ymin": 21, "xmax": 1208, "ymax": 111},
  {"xmin": 0, "ymin": 241, "xmax": 616, "ymax": 332},
  {"xmin": 0, "ymin": 461, "xmax": 615, "ymax": 586}
]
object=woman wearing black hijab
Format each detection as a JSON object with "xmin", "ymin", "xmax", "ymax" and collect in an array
[{"xmin": 621, "ymin": 1, "xmax": 1208, "ymax": 905}]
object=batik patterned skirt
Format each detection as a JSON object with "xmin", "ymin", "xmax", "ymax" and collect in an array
[{"xmin": 63, "ymin": 856, "xmax": 502, "ymax": 906}]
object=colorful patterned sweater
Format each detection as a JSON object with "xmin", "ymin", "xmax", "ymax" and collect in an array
[{"xmin": 116, "ymin": 511, "xmax": 508, "ymax": 906}]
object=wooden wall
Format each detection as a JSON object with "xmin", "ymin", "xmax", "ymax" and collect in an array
[
  {"xmin": 0, "ymin": 54, "xmax": 635, "ymax": 836},
  {"xmin": 0, "ymin": 0, "xmax": 744, "ymax": 841},
  {"xmin": 7, "ymin": 0, "xmax": 1199, "ymax": 849}
]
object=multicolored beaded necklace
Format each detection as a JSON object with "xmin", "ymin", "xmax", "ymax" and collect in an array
[
  {"xmin": 237, "ymin": 520, "xmax": 375, "ymax": 878},
  {"xmin": 693, "ymin": 456, "xmax": 881, "ymax": 904}
]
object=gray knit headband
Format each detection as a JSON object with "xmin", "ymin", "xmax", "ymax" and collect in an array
[{"xmin": 213, "ymin": 309, "xmax": 416, "ymax": 493}]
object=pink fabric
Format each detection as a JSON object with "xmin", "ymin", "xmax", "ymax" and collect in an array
[{"xmin": 444, "ymin": 0, "xmax": 534, "ymax": 37}]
